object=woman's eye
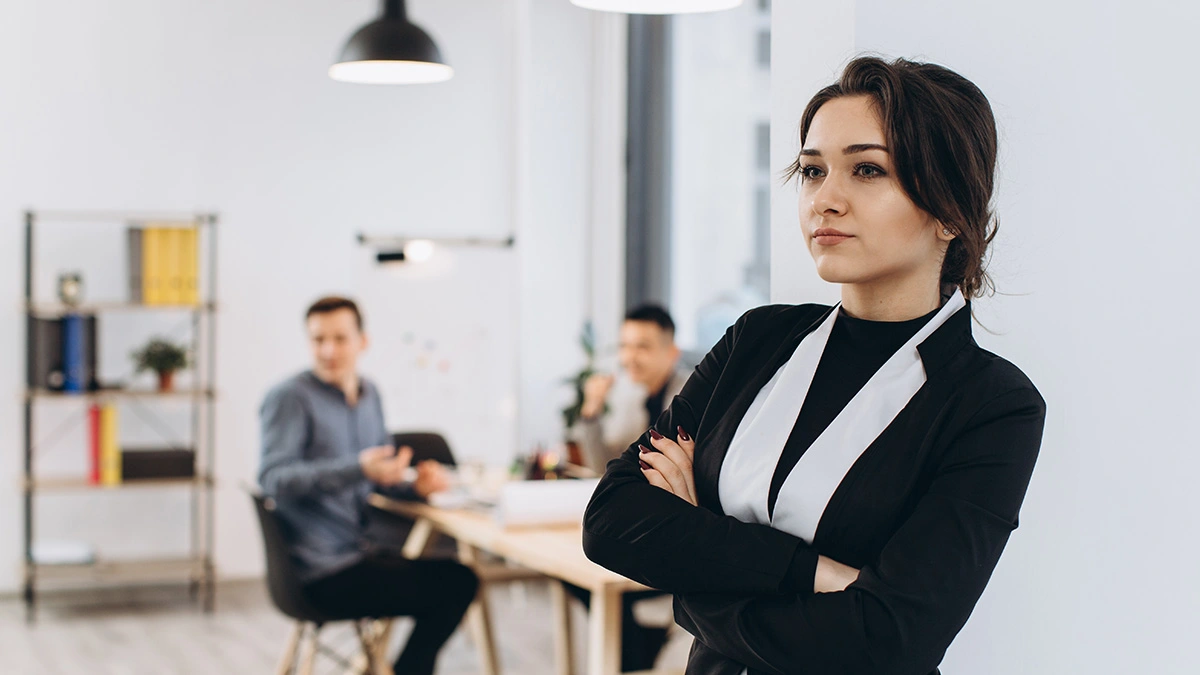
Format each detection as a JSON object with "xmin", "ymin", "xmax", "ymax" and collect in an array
[
  {"xmin": 799, "ymin": 165, "xmax": 824, "ymax": 180},
  {"xmin": 855, "ymin": 163, "xmax": 886, "ymax": 178}
]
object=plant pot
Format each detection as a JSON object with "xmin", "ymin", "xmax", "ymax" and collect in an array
[{"xmin": 157, "ymin": 370, "xmax": 175, "ymax": 392}]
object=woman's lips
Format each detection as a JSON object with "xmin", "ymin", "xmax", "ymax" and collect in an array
[{"xmin": 813, "ymin": 233, "xmax": 853, "ymax": 246}]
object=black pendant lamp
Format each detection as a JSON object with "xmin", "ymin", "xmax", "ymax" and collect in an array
[
  {"xmin": 330, "ymin": 0, "xmax": 453, "ymax": 85},
  {"xmin": 571, "ymin": 0, "xmax": 744, "ymax": 13}
]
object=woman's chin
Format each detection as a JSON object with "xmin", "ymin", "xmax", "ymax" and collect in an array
[{"xmin": 813, "ymin": 261, "xmax": 860, "ymax": 285}]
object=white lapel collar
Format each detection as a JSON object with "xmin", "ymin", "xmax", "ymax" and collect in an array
[
  {"xmin": 717, "ymin": 291, "xmax": 969, "ymax": 541},
  {"xmin": 772, "ymin": 290, "xmax": 967, "ymax": 542},
  {"xmin": 718, "ymin": 303, "xmax": 841, "ymax": 527}
]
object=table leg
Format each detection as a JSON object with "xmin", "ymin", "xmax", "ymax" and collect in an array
[
  {"xmin": 550, "ymin": 580, "xmax": 575, "ymax": 675},
  {"xmin": 587, "ymin": 584, "xmax": 622, "ymax": 675},
  {"xmin": 401, "ymin": 518, "xmax": 435, "ymax": 560},
  {"xmin": 458, "ymin": 542, "xmax": 500, "ymax": 675}
]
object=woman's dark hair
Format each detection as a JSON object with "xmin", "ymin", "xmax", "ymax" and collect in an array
[
  {"xmin": 786, "ymin": 56, "xmax": 999, "ymax": 299},
  {"xmin": 306, "ymin": 295, "xmax": 364, "ymax": 331}
]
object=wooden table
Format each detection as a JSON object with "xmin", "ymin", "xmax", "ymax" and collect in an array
[{"xmin": 367, "ymin": 494, "xmax": 661, "ymax": 675}]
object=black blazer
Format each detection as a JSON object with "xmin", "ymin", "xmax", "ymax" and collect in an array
[{"xmin": 583, "ymin": 303, "xmax": 1046, "ymax": 675}]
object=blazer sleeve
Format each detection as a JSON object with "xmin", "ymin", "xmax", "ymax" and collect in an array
[
  {"xmin": 672, "ymin": 386, "xmax": 1047, "ymax": 675},
  {"xmin": 582, "ymin": 310, "xmax": 821, "ymax": 595}
]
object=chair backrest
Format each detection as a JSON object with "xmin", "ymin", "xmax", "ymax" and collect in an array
[
  {"xmin": 391, "ymin": 431, "xmax": 457, "ymax": 466},
  {"xmin": 249, "ymin": 489, "xmax": 324, "ymax": 622}
]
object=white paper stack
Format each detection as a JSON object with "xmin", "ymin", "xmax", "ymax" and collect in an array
[{"xmin": 495, "ymin": 478, "xmax": 600, "ymax": 527}]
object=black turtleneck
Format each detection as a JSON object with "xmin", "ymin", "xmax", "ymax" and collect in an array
[{"xmin": 766, "ymin": 305, "xmax": 939, "ymax": 518}]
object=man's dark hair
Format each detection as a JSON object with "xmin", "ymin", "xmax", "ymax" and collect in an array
[
  {"xmin": 624, "ymin": 304, "xmax": 675, "ymax": 337},
  {"xmin": 305, "ymin": 296, "xmax": 364, "ymax": 331}
]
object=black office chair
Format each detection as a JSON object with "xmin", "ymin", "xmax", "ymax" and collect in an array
[
  {"xmin": 380, "ymin": 431, "xmax": 459, "ymax": 559},
  {"xmin": 250, "ymin": 489, "xmax": 393, "ymax": 675},
  {"xmin": 391, "ymin": 431, "xmax": 457, "ymax": 466}
]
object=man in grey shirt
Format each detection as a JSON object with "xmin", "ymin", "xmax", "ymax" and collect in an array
[{"xmin": 259, "ymin": 296, "xmax": 477, "ymax": 675}]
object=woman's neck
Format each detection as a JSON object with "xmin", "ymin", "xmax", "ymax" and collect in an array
[{"xmin": 840, "ymin": 276, "xmax": 943, "ymax": 322}]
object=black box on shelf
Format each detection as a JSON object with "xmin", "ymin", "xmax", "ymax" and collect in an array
[{"xmin": 120, "ymin": 448, "xmax": 196, "ymax": 480}]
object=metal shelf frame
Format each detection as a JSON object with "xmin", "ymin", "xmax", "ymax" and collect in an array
[{"xmin": 21, "ymin": 209, "xmax": 219, "ymax": 621}]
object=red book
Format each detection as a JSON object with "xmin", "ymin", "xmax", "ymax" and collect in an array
[{"xmin": 87, "ymin": 404, "xmax": 101, "ymax": 484}]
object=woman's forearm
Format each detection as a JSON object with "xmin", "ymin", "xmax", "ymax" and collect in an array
[{"xmin": 814, "ymin": 555, "xmax": 860, "ymax": 593}]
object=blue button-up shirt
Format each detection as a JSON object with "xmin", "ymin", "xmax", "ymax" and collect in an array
[{"xmin": 258, "ymin": 371, "xmax": 417, "ymax": 583}]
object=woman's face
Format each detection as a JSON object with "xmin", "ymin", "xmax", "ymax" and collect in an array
[{"xmin": 797, "ymin": 95, "xmax": 950, "ymax": 291}]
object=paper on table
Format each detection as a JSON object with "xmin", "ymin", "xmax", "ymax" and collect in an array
[{"xmin": 495, "ymin": 478, "xmax": 600, "ymax": 527}]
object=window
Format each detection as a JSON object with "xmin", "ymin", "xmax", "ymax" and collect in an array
[
  {"xmin": 756, "ymin": 121, "xmax": 771, "ymax": 171},
  {"xmin": 626, "ymin": 3, "xmax": 771, "ymax": 354}
]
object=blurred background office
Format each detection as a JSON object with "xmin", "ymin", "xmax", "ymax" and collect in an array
[{"xmin": 1, "ymin": 1, "xmax": 1197, "ymax": 674}]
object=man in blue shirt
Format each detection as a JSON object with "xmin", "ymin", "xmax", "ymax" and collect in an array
[{"xmin": 259, "ymin": 296, "xmax": 477, "ymax": 675}]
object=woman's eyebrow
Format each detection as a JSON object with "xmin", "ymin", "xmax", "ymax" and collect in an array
[
  {"xmin": 798, "ymin": 143, "xmax": 889, "ymax": 157},
  {"xmin": 844, "ymin": 143, "xmax": 889, "ymax": 154}
]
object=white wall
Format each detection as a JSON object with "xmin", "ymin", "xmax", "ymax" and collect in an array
[
  {"xmin": 0, "ymin": 0, "xmax": 614, "ymax": 589},
  {"xmin": 773, "ymin": 1, "xmax": 1200, "ymax": 673}
]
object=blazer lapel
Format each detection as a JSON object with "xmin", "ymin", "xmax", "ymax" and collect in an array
[{"xmin": 692, "ymin": 305, "xmax": 835, "ymax": 514}]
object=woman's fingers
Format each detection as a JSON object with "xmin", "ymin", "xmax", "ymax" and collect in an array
[
  {"xmin": 641, "ymin": 467, "xmax": 673, "ymax": 493},
  {"xmin": 647, "ymin": 427, "xmax": 698, "ymax": 505},
  {"xmin": 675, "ymin": 426, "xmax": 696, "ymax": 461},
  {"xmin": 648, "ymin": 428, "xmax": 693, "ymax": 474},
  {"xmin": 640, "ymin": 445, "xmax": 696, "ymax": 505}
]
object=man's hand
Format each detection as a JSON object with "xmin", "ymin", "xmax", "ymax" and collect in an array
[
  {"xmin": 581, "ymin": 373, "xmax": 615, "ymax": 419},
  {"xmin": 359, "ymin": 445, "xmax": 413, "ymax": 487},
  {"xmin": 413, "ymin": 460, "xmax": 451, "ymax": 498}
]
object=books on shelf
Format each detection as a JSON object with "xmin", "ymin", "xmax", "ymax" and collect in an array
[
  {"xmin": 129, "ymin": 224, "xmax": 199, "ymax": 306},
  {"xmin": 99, "ymin": 403, "xmax": 120, "ymax": 486},
  {"xmin": 62, "ymin": 314, "xmax": 86, "ymax": 393},
  {"xmin": 27, "ymin": 314, "xmax": 96, "ymax": 392},
  {"xmin": 86, "ymin": 405, "xmax": 195, "ymax": 485},
  {"xmin": 127, "ymin": 228, "xmax": 143, "ymax": 303},
  {"xmin": 88, "ymin": 404, "xmax": 101, "ymax": 484}
]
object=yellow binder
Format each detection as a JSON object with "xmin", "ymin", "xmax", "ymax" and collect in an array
[
  {"xmin": 180, "ymin": 227, "xmax": 199, "ymax": 305},
  {"xmin": 162, "ymin": 227, "xmax": 183, "ymax": 305},
  {"xmin": 99, "ymin": 403, "xmax": 121, "ymax": 486},
  {"xmin": 141, "ymin": 228, "xmax": 160, "ymax": 304}
]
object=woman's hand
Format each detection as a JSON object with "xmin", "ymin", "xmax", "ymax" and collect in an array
[
  {"xmin": 814, "ymin": 555, "xmax": 861, "ymax": 593},
  {"xmin": 639, "ymin": 426, "xmax": 698, "ymax": 506}
]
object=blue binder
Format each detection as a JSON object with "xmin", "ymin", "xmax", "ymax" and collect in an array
[{"xmin": 62, "ymin": 313, "xmax": 85, "ymax": 393}]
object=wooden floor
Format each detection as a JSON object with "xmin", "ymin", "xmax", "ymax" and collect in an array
[{"xmin": 0, "ymin": 579, "xmax": 691, "ymax": 675}]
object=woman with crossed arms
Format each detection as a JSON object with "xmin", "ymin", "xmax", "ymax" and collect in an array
[{"xmin": 583, "ymin": 56, "xmax": 1046, "ymax": 675}]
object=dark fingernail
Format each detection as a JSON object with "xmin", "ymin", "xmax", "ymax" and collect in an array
[
  {"xmin": 639, "ymin": 460, "xmax": 651, "ymax": 470},
  {"xmin": 639, "ymin": 444, "xmax": 651, "ymax": 454},
  {"xmin": 677, "ymin": 426, "xmax": 691, "ymax": 441},
  {"xmin": 648, "ymin": 428, "xmax": 664, "ymax": 440}
]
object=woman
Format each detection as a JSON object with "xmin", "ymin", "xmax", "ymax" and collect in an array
[{"xmin": 582, "ymin": 56, "xmax": 1046, "ymax": 675}]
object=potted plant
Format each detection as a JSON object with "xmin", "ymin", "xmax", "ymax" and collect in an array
[
  {"xmin": 560, "ymin": 322, "xmax": 606, "ymax": 467},
  {"xmin": 131, "ymin": 338, "xmax": 189, "ymax": 392}
]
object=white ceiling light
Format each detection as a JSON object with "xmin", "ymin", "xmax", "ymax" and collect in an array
[
  {"xmin": 402, "ymin": 239, "xmax": 437, "ymax": 263},
  {"xmin": 570, "ymin": 0, "xmax": 744, "ymax": 14}
]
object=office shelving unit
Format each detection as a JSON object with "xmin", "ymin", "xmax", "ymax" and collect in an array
[{"xmin": 21, "ymin": 210, "xmax": 218, "ymax": 620}]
